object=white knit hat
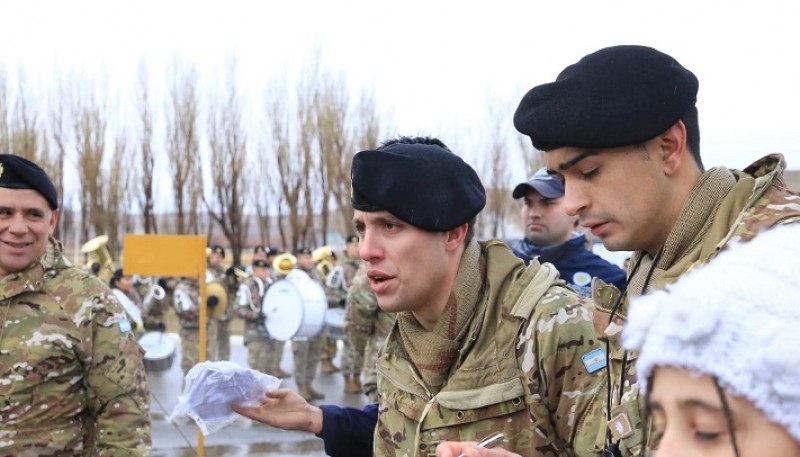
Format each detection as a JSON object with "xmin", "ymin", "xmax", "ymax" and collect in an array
[{"xmin": 623, "ymin": 224, "xmax": 800, "ymax": 443}]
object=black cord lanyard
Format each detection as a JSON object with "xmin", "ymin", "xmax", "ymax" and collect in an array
[{"xmin": 604, "ymin": 248, "xmax": 663, "ymax": 455}]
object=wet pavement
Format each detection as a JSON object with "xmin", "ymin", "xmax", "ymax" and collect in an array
[{"xmin": 147, "ymin": 335, "xmax": 368, "ymax": 456}]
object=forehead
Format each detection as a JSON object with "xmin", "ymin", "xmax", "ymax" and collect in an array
[
  {"xmin": 352, "ymin": 209, "xmax": 399, "ymax": 223},
  {"xmin": 0, "ymin": 187, "xmax": 50, "ymax": 209}
]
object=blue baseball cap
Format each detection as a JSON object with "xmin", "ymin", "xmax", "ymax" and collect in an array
[{"xmin": 512, "ymin": 167, "xmax": 564, "ymax": 199}]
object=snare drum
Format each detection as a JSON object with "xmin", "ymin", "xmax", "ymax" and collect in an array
[
  {"xmin": 323, "ymin": 308, "xmax": 346, "ymax": 340},
  {"xmin": 138, "ymin": 332, "xmax": 177, "ymax": 373},
  {"xmin": 261, "ymin": 270, "xmax": 328, "ymax": 340}
]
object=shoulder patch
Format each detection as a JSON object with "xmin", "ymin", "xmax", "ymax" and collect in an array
[
  {"xmin": 572, "ymin": 271, "xmax": 592, "ymax": 287},
  {"xmin": 582, "ymin": 347, "xmax": 606, "ymax": 373},
  {"xmin": 118, "ymin": 318, "xmax": 133, "ymax": 333}
]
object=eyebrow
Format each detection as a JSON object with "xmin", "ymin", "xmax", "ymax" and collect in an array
[
  {"xmin": 555, "ymin": 150, "xmax": 599, "ymax": 172},
  {"xmin": 649, "ymin": 398, "xmax": 725, "ymax": 414}
]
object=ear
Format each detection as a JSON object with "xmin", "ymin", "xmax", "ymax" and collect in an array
[
  {"xmin": 658, "ymin": 121, "xmax": 688, "ymax": 177},
  {"xmin": 48, "ymin": 209, "xmax": 60, "ymax": 236},
  {"xmin": 444, "ymin": 223, "xmax": 469, "ymax": 252}
]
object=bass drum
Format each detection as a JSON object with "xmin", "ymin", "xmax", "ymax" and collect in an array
[
  {"xmin": 261, "ymin": 270, "xmax": 328, "ymax": 341},
  {"xmin": 138, "ymin": 332, "xmax": 177, "ymax": 373},
  {"xmin": 323, "ymin": 308, "xmax": 346, "ymax": 340}
]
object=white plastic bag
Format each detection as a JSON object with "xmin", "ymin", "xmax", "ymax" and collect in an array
[{"xmin": 170, "ymin": 360, "xmax": 281, "ymax": 435}]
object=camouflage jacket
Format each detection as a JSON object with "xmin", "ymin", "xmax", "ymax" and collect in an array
[
  {"xmin": 0, "ymin": 239, "xmax": 151, "ymax": 456},
  {"xmin": 595, "ymin": 154, "xmax": 800, "ymax": 456},
  {"xmin": 373, "ymin": 240, "xmax": 605, "ymax": 457},
  {"xmin": 345, "ymin": 264, "xmax": 395, "ymax": 354},
  {"xmin": 234, "ymin": 275, "xmax": 270, "ymax": 344}
]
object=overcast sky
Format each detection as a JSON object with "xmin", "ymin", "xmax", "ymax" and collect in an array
[{"xmin": 1, "ymin": 0, "xmax": 799, "ymax": 177}]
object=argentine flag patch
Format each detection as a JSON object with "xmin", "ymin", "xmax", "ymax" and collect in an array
[
  {"xmin": 582, "ymin": 347, "xmax": 606, "ymax": 373},
  {"xmin": 118, "ymin": 318, "xmax": 133, "ymax": 333}
]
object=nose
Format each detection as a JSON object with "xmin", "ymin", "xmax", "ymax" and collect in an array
[
  {"xmin": 7, "ymin": 213, "xmax": 28, "ymax": 234},
  {"xmin": 654, "ymin": 427, "xmax": 690, "ymax": 457},
  {"xmin": 562, "ymin": 179, "xmax": 589, "ymax": 218},
  {"xmin": 358, "ymin": 229, "xmax": 383, "ymax": 263}
]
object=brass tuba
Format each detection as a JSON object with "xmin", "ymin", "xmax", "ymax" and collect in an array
[
  {"xmin": 312, "ymin": 245, "xmax": 334, "ymax": 279},
  {"xmin": 207, "ymin": 279, "xmax": 229, "ymax": 320},
  {"xmin": 81, "ymin": 235, "xmax": 115, "ymax": 284},
  {"xmin": 272, "ymin": 253, "xmax": 297, "ymax": 276}
]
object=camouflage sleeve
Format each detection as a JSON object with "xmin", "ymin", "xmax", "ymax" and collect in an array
[
  {"xmin": 344, "ymin": 269, "xmax": 378, "ymax": 353},
  {"xmin": 233, "ymin": 280, "xmax": 261, "ymax": 321},
  {"xmin": 519, "ymin": 287, "xmax": 606, "ymax": 457},
  {"xmin": 81, "ymin": 281, "xmax": 152, "ymax": 456}
]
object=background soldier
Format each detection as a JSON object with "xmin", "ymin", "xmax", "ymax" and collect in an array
[
  {"xmin": 173, "ymin": 276, "xmax": 218, "ymax": 375},
  {"xmin": 337, "ymin": 234, "xmax": 365, "ymax": 394},
  {"xmin": 344, "ymin": 263, "xmax": 395, "ymax": 402},
  {"xmin": 235, "ymin": 258, "xmax": 290, "ymax": 377},
  {"xmin": 0, "ymin": 154, "xmax": 151, "ymax": 455},
  {"xmin": 292, "ymin": 247, "xmax": 326, "ymax": 400}
]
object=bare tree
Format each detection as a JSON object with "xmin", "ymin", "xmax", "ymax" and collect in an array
[
  {"xmin": 205, "ymin": 63, "xmax": 249, "ymax": 265},
  {"xmin": 136, "ymin": 62, "xmax": 158, "ymax": 234},
  {"xmin": 72, "ymin": 91, "xmax": 107, "ymax": 245},
  {"xmin": 478, "ymin": 97, "xmax": 515, "ymax": 239},
  {"xmin": 166, "ymin": 61, "xmax": 201, "ymax": 234},
  {"xmin": 105, "ymin": 135, "xmax": 134, "ymax": 256}
]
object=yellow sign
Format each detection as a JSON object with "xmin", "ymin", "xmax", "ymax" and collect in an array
[{"xmin": 123, "ymin": 234, "xmax": 207, "ymax": 277}]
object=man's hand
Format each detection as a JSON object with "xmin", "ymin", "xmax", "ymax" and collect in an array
[
  {"xmin": 435, "ymin": 441, "xmax": 522, "ymax": 457},
  {"xmin": 231, "ymin": 388, "xmax": 324, "ymax": 434}
]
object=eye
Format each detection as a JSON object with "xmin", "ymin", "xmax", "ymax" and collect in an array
[
  {"xmin": 581, "ymin": 168, "xmax": 599, "ymax": 179},
  {"xmin": 694, "ymin": 430, "xmax": 722, "ymax": 442}
]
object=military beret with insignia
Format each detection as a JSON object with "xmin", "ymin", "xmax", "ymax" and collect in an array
[
  {"xmin": 345, "ymin": 234, "xmax": 359, "ymax": 244},
  {"xmin": 252, "ymin": 259, "xmax": 269, "ymax": 268},
  {"xmin": 296, "ymin": 247, "xmax": 312, "ymax": 256},
  {"xmin": 514, "ymin": 45, "xmax": 699, "ymax": 151},
  {"xmin": 211, "ymin": 245, "xmax": 225, "ymax": 256},
  {"xmin": 253, "ymin": 245, "xmax": 266, "ymax": 254},
  {"xmin": 267, "ymin": 247, "xmax": 281, "ymax": 256},
  {"xmin": 351, "ymin": 139, "xmax": 486, "ymax": 232},
  {"xmin": 0, "ymin": 154, "xmax": 59, "ymax": 209}
]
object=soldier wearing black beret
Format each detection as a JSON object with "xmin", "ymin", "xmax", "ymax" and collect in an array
[
  {"xmin": 232, "ymin": 136, "xmax": 606, "ymax": 457},
  {"xmin": 0, "ymin": 155, "xmax": 152, "ymax": 453},
  {"xmin": 512, "ymin": 45, "xmax": 800, "ymax": 457}
]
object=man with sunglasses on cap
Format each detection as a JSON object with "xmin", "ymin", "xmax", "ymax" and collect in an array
[
  {"xmin": 0, "ymin": 154, "xmax": 151, "ymax": 455},
  {"xmin": 235, "ymin": 136, "xmax": 606, "ymax": 457}
]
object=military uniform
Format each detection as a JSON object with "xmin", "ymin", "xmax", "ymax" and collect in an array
[
  {"xmin": 291, "ymin": 264, "xmax": 329, "ymax": 400},
  {"xmin": 595, "ymin": 154, "xmax": 800, "ymax": 456},
  {"xmin": 345, "ymin": 263, "xmax": 395, "ymax": 402},
  {"xmin": 174, "ymin": 277, "xmax": 218, "ymax": 374},
  {"xmin": 233, "ymin": 273, "xmax": 286, "ymax": 375},
  {"xmin": 0, "ymin": 239, "xmax": 151, "ymax": 455},
  {"xmin": 373, "ymin": 241, "xmax": 605, "ymax": 457}
]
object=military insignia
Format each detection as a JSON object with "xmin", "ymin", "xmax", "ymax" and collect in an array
[
  {"xmin": 0, "ymin": 163, "xmax": 4, "ymax": 179},
  {"xmin": 608, "ymin": 412, "xmax": 634, "ymax": 440},
  {"xmin": 572, "ymin": 271, "xmax": 592, "ymax": 287},
  {"xmin": 582, "ymin": 347, "xmax": 606, "ymax": 373},
  {"xmin": 119, "ymin": 318, "xmax": 133, "ymax": 333}
]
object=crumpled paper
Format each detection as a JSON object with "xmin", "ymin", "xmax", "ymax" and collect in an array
[{"xmin": 170, "ymin": 360, "xmax": 281, "ymax": 435}]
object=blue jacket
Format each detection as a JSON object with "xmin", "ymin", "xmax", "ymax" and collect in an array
[
  {"xmin": 318, "ymin": 404, "xmax": 377, "ymax": 457},
  {"xmin": 512, "ymin": 234, "xmax": 627, "ymax": 296}
]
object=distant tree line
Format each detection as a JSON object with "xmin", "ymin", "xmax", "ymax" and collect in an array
[{"xmin": 0, "ymin": 56, "xmax": 539, "ymax": 266}]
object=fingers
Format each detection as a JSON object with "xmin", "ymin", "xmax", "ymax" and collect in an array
[{"xmin": 435, "ymin": 441, "xmax": 478, "ymax": 457}]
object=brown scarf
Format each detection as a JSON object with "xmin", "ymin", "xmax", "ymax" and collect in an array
[
  {"xmin": 397, "ymin": 240, "xmax": 486, "ymax": 394},
  {"xmin": 628, "ymin": 167, "xmax": 736, "ymax": 295}
]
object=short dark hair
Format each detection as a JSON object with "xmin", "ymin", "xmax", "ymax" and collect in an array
[
  {"xmin": 464, "ymin": 217, "xmax": 476, "ymax": 246},
  {"xmin": 378, "ymin": 136, "xmax": 451, "ymax": 151}
]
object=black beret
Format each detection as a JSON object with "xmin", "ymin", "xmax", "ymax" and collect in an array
[
  {"xmin": 252, "ymin": 259, "xmax": 269, "ymax": 268},
  {"xmin": 514, "ymin": 45, "xmax": 699, "ymax": 151},
  {"xmin": 296, "ymin": 247, "xmax": 312, "ymax": 256},
  {"xmin": 0, "ymin": 154, "xmax": 59, "ymax": 209},
  {"xmin": 345, "ymin": 234, "xmax": 359, "ymax": 244},
  {"xmin": 351, "ymin": 142, "xmax": 486, "ymax": 232},
  {"xmin": 211, "ymin": 245, "xmax": 225, "ymax": 256},
  {"xmin": 253, "ymin": 245, "xmax": 266, "ymax": 254}
]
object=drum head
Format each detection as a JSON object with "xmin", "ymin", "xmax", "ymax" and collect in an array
[
  {"xmin": 262, "ymin": 272, "xmax": 328, "ymax": 340},
  {"xmin": 138, "ymin": 332, "xmax": 177, "ymax": 360}
]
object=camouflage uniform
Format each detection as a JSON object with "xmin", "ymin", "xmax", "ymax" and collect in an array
[
  {"xmin": 133, "ymin": 278, "xmax": 168, "ymax": 332},
  {"xmin": 373, "ymin": 240, "xmax": 605, "ymax": 457},
  {"xmin": 345, "ymin": 264, "xmax": 395, "ymax": 402},
  {"xmin": 595, "ymin": 154, "xmax": 800, "ymax": 456},
  {"xmin": 174, "ymin": 277, "xmax": 218, "ymax": 375},
  {"xmin": 207, "ymin": 264, "xmax": 233, "ymax": 361},
  {"xmin": 328, "ymin": 258, "xmax": 364, "ymax": 379},
  {"xmin": 291, "ymin": 266, "xmax": 332, "ymax": 392},
  {"xmin": 0, "ymin": 239, "xmax": 151, "ymax": 456},
  {"xmin": 233, "ymin": 275, "xmax": 283, "ymax": 374}
]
